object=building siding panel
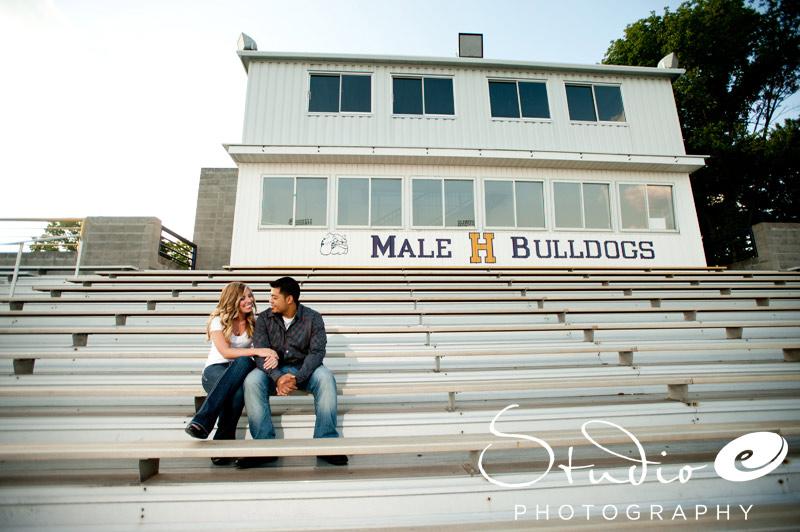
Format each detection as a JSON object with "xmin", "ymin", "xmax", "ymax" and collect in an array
[{"xmin": 240, "ymin": 61, "xmax": 686, "ymax": 156}]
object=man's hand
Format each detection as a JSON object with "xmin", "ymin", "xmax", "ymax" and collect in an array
[{"xmin": 276, "ymin": 374, "xmax": 297, "ymax": 396}]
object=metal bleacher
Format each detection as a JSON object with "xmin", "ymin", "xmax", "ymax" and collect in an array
[{"xmin": 1, "ymin": 266, "xmax": 799, "ymax": 530}]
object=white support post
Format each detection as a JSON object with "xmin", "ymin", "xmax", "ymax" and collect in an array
[
  {"xmin": 9, "ymin": 242, "xmax": 24, "ymax": 298},
  {"xmin": 74, "ymin": 239, "xmax": 84, "ymax": 277}
]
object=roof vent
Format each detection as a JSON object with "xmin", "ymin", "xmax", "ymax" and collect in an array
[
  {"xmin": 237, "ymin": 33, "xmax": 257, "ymax": 51},
  {"xmin": 657, "ymin": 52, "xmax": 678, "ymax": 69},
  {"xmin": 458, "ymin": 33, "xmax": 483, "ymax": 58}
]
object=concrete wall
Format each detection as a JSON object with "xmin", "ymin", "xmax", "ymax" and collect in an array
[
  {"xmin": 80, "ymin": 217, "xmax": 184, "ymax": 271},
  {"xmin": 729, "ymin": 223, "xmax": 800, "ymax": 271},
  {"xmin": 193, "ymin": 168, "xmax": 238, "ymax": 270},
  {"xmin": 0, "ymin": 251, "xmax": 78, "ymax": 269}
]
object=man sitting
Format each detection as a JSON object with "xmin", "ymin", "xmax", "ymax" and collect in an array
[{"xmin": 237, "ymin": 276, "xmax": 347, "ymax": 467}]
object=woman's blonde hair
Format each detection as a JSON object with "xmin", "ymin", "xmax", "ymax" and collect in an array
[{"xmin": 207, "ymin": 282, "xmax": 256, "ymax": 342}]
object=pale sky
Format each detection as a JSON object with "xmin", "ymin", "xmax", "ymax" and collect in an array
[{"xmin": 2, "ymin": 0, "xmax": 792, "ymax": 240}]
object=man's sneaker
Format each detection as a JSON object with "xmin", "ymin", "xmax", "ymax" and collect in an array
[
  {"xmin": 318, "ymin": 455, "xmax": 349, "ymax": 466},
  {"xmin": 184, "ymin": 422, "xmax": 208, "ymax": 439},
  {"xmin": 234, "ymin": 456, "xmax": 279, "ymax": 469}
]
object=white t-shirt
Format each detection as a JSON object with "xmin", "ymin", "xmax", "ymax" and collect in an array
[
  {"xmin": 204, "ymin": 316, "xmax": 253, "ymax": 368},
  {"xmin": 283, "ymin": 316, "xmax": 295, "ymax": 330}
]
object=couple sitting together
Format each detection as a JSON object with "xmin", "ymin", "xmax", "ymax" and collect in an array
[{"xmin": 185, "ymin": 276, "xmax": 347, "ymax": 468}]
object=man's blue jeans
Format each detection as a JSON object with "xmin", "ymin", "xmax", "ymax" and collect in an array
[
  {"xmin": 192, "ymin": 357, "xmax": 254, "ymax": 439},
  {"xmin": 243, "ymin": 365, "xmax": 340, "ymax": 440}
]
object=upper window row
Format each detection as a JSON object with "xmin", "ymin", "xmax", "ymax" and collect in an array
[{"xmin": 307, "ymin": 73, "xmax": 626, "ymax": 122}]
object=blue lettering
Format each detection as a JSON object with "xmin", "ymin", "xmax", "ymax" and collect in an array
[
  {"xmin": 568, "ymin": 240, "xmax": 585, "ymax": 259},
  {"xmin": 552, "ymin": 240, "xmax": 568, "ymax": 259},
  {"xmin": 418, "ymin": 239, "xmax": 435, "ymax": 258},
  {"xmin": 621, "ymin": 241, "xmax": 638, "ymax": 259},
  {"xmin": 585, "ymin": 240, "xmax": 602, "ymax": 259},
  {"xmin": 371, "ymin": 235, "xmax": 396, "ymax": 258},
  {"xmin": 639, "ymin": 241, "xmax": 655, "ymax": 260},
  {"xmin": 604, "ymin": 240, "xmax": 621, "ymax": 259},
  {"xmin": 512, "ymin": 237, "xmax": 530, "ymax": 259},
  {"xmin": 534, "ymin": 240, "xmax": 552, "ymax": 259},
  {"xmin": 398, "ymin": 239, "xmax": 416, "ymax": 258},
  {"xmin": 436, "ymin": 239, "xmax": 452, "ymax": 259}
]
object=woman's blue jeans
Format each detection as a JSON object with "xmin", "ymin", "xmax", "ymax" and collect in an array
[
  {"xmin": 243, "ymin": 365, "xmax": 339, "ymax": 440},
  {"xmin": 191, "ymin": 357, "xmax": 255, "ymax": 440}
]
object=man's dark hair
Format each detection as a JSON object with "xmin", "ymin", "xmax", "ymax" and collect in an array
[{"xmin": 271, "ymin": 276, "xmax": 300, "ymax": 303}]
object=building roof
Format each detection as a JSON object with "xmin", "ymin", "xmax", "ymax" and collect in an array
[{"xmin": 237, "ymin": 50, "xmax": 685, "ymax": 80}]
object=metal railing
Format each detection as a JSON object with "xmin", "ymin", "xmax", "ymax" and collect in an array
[
  {"xmin": 1, "ymin": 219, "xmax": 86, "ymax": 297},
  {"xmin": 158, "ymin": 226, "xmax": 197, "ymax": 270},
  {"xmin": 7, "ymin": 235, "xmax": 84, "ymax": 297},
  {"xmin": 705, "ymin": 228, "xmax": 758, "ymax": 266}
]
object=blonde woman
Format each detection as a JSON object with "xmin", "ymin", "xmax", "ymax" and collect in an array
[{"xmin": 185, "ymin": 283, "xmax": 278, "ymax": 456}]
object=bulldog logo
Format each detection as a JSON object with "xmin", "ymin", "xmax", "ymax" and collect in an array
[{"xmin": 320, "ymin": 233, "xmax": 349, "ymax": 256}]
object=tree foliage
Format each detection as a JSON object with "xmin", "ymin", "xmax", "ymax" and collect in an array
[
  {"xmin": 29, "ymin": 221, "xmax": 82, "ymax": 252},
  {"xmin": 603, "ymin": 0, "xmax": 800, "ymax": 265}
]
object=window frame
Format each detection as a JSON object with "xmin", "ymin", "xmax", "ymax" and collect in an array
[
  {"xmin": 564, "ymin": 82, "xmax": 627, "ymax": 124},
  {"xmin": 259, "ymin": 175, "xmax": 330, "ymax": 229},
  {"xmin": 307, "ymin": 71, "xmax": 373, "ymax": 115},
  {"xmin": 618, "ymin": 182, "xmax": 678, "ymax": 232},
  {"xmin": 483, "ymin": 178, "xmax": 547, "ymax": 230},
  {"xmin": 487, "ymin": 78, "xmax": 551, "ymax": 121},
  {"xmin": 411, "ymin": 177, "xmax": 476, "ymax": 228},
  {"xmin": 552, "ymin": 180, "xmax": 614, "ymax": 231},
  {"xmin": 391, "ymin": 75, "xmax": 457, "ymax": 118},
  {"xmin": 335, "ymin": 176, "xmax": 404, "ymax": 229}
]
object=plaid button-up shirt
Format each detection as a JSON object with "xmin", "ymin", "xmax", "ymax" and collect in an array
[{"xmin": 252, "ymin": 303, "xmax": 327, "ymax": 385}]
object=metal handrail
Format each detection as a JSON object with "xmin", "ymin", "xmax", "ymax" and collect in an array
[
  {"xmin": 158, "ymin": 226, "xmax": 197, "ymax": 270},
  {"xmin": 8, "ymin": 235, "xmax": 84, "ymax": 298}
]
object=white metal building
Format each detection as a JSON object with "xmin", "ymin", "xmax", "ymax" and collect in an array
[{"xmin": 225, "ymin": 37, "xmax": 707, "ymax": 267}]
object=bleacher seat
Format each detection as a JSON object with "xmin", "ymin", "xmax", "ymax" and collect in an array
[{"xmin": 1, "ymin": 267, "xmax": 799, "ymax": 530}]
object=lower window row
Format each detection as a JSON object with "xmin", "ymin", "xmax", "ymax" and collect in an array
[{"xmin": 260, "ymin": 176, "xmax": 676, "ymax": 231}]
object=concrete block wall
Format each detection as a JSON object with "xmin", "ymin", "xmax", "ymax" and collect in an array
[
  {"xmin": 0, "ymin": 251, "xmax": 79, "ymax": 269},
  {"xmin": 79, "ymin": 217, "xmax": 182, "ymax": 271},
  {"xmin": 192, "ymin": 168, "xmax": 238, "ymax": 270},
  {"xmin": 729, "ymin": 222, "xmax": 800, "ymax": 271}
]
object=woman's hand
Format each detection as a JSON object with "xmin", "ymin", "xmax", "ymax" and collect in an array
[{"xmin": 254, "ymin": 348, "xmax": 279, "ymax": 370}]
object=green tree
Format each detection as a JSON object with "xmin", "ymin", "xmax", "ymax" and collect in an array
[
  {"xmin": 603, "ymin": 0, "xmax": 800, "ymax": 265},
  {"xmin": 29, "ymin": 221, "xmax": 82, "ymax": 252}
]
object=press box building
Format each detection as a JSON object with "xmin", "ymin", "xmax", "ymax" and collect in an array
[{"xmin": 215, "ymin": 35, "xmax": 706, "ymax": 268}]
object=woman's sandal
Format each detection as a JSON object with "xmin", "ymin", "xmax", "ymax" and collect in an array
[{"xmin": 184, "ymin": 422, "xmax": 209, "ymax": 439}]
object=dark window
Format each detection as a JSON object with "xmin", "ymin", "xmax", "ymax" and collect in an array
[
  {"xmin": 594, "ymin": 85, "xmax": 625, "ymax": 121},
  {"xmin": 488, "ymin": 81, "xmax": 519, "ymax": 118},
  {"xmin": 393, "ymin": 77, "xmax": 454, "ymax": 115},
  {"xmin": 393, "ymin": 77, "xmax": 423, "ymax": 114},
  {"xmin": 490, "ymin": 80, "xmax": 549, "ymax": 119},
  {"xmin": 424, "ymin": 78, "xmax": 454, "ymax": 115},
  {"xmin": 309, "ymin": 75, "xmax": 340, "ymax": 113},
  {"xmin": 565, "ymin": 85, "xmax": 596, "ymax": 121},
  {"xmin": 341, "ymin": 75, "xmax": 371, "ymax": 112},
  {"xmin": 518, "ymin": 82, "xmax": 549, "ymax": 119},
  {"xmin": 566, "ymin": 83, "xmax": 625, "ymax": 122},
  {"xmin": 309, "ymin": 74, "xmax": 370, "ymax": 113}
]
